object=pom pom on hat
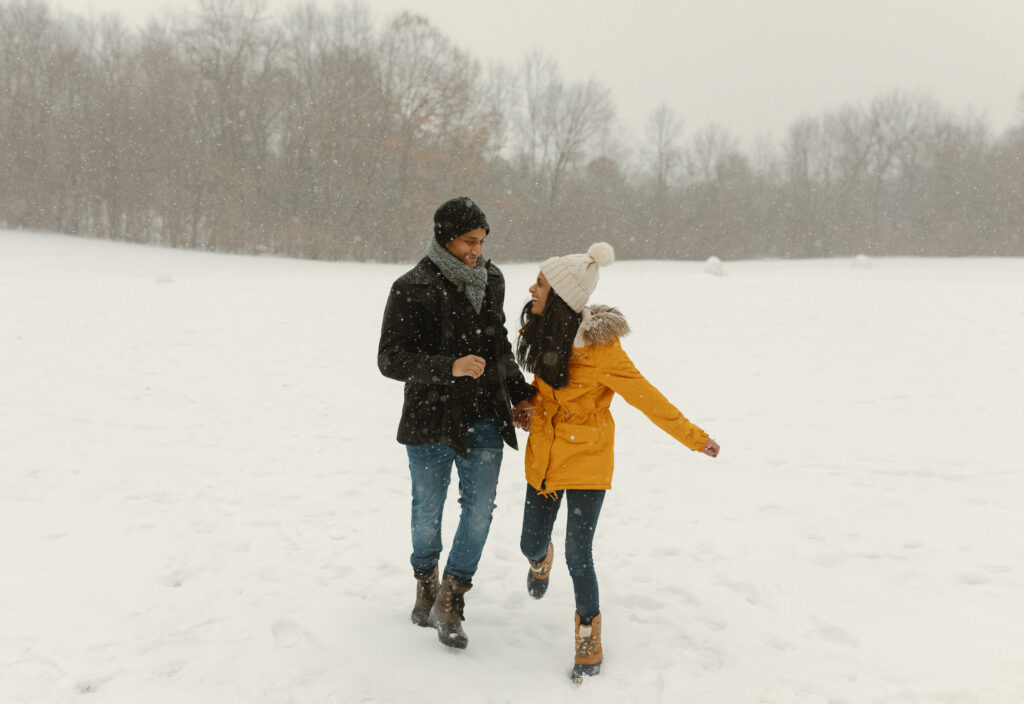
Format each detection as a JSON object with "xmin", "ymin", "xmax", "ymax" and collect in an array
[
  {"xmin": 539, "ymin": 242, "xmax": 615, "ymax": 313},
  {"xmin": 588, "ymin": 242, "xmax": 615, "ymax": 267}
]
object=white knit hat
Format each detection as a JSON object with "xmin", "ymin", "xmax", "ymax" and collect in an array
[{"xmin": 539, "ymin": 242, "xmax": 615, "ymax": 313}]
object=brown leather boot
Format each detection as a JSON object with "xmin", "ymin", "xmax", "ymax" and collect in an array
[
  {"xmin": 431, "ymin": 571, "xmax": 472, "ymax": 649},
  {"xmin": 411, "ymin": 566, "xmax": 439, "ymax": 627},
  {"xmin": 527, "ymin": 542, "xmax": 554, "ymax": 599},
  {"xmin": 571, "ymin": 611, "xmax": 602, "ymax": 683}
]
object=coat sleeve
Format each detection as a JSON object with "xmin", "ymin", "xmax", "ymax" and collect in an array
[
  {"xmin": 488, "ymin": 265, "xmax": 537, "ymax": 406},
  {"xmin": 597, "ymin": 340, "xmax": 709, "ymax": 452},
  {"xmin": 506, "ymin": 368, "xmax": 538, "ymax": 406},
  {"xmin": 377, "ymin": 280, "xmax": 458, "ymax": 385}
]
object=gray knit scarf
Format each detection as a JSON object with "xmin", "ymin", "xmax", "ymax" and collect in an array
[{"xmin": 427, "ymin": 238, "xmax": 488, "ymax": 314}]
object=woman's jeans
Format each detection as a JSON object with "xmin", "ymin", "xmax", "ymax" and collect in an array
[
  {"xmin": 406, "ymin": 418, "xmax": 503, "ymax": 582},
  {"xmin": 520, "ymin": 484, "xmax": 606, "ymax": 623}
]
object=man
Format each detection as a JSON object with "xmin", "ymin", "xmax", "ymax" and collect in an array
[{"xmin": 377, "ymin": 196, "xmax": 535, "ymax": 649}]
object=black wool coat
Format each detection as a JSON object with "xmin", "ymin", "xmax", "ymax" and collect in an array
[{"xmin": 377, "ymin": 256, "xmax": 536, "ymax": 457}]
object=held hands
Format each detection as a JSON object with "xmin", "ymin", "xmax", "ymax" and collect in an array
[
  {"xmin": 512, "ymin": 400, "xmax": 535, "ymax": 430},
  {"xmin": 702, "ymin": 438, "xmax": 720, "ymax": 458},
  {"xmin": 452, "ymin": 355, "xmax": 486, "ymax": 379}
]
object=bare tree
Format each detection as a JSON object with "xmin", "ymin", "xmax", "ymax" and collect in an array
[
  {"xmin": 3, "ymin": 0, "xmax": 1020, "ymax": 260},
  {"xmin": 275, "ymin": 1, "xmax": 387, "ymax": 258},
  {"xmin": 375, "ymin": 12, "xmax": 500, "ymax": 258},
  {"xmin": 512, "ymin": 52, "xmax": 615, "ymax": 209},
  {"xmin": 0, "ymin": 0, "xmax": 88, "ymax": 232},
  {"xmin": 684, "ymin": 124, "xmax": 739, "ymax": 183},
  {"xmin": 643, "ymin": 104, "xmax": 683, "ymax": 203},
  {"xmin": 178, "ymin": 0, "xmax": 283, "ymax": 251}
]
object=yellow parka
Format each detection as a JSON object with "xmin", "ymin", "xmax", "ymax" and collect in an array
[{"xmin": 525, "ymin": 305, "xmax": 709, "ymax": 493}]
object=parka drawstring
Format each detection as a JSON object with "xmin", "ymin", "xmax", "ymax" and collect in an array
[{"xmin": 538, "ymin": 479, "xmax": 559, "ymax": 500}]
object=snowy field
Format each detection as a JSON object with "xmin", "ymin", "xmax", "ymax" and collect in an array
[{"xmin": 2, "ymin": 228, "xmax": 1023, "ymax": 704}]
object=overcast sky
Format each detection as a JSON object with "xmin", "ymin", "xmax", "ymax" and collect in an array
[{"xmin": 54, "ymin": 0, "xmax": 1024, "ymax": 146}]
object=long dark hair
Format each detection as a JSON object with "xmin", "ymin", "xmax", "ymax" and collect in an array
[{"xmin": 516, "ymin": 290, "xmax": 582, "ymax": 389}]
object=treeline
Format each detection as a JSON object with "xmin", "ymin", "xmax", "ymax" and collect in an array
[{"xmin": 1, "ymin": 0, "xmax": 1022, "ymax": 261}]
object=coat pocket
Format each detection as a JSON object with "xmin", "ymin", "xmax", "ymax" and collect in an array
[{"xmin": 554, "ymin": 422, "xmax": 601, "ymax": 445}]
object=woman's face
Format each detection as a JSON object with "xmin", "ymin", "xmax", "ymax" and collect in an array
[{"xmin": 529, "ymin": 271, "xmax": 551, "ymax": 315}]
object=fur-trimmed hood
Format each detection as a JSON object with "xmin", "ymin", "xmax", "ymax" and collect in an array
[{"xmin": 578, "ymin": 304, "xmax": 630, "ymax": 347}]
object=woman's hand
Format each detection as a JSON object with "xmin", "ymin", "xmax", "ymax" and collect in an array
[
  {"xmin": 452, "ymin": 355, "xmax": 486, "ymax": 378},
  {"xmin": 702, "ymin": 438, "xmax": 720, "ymax": 457},
  {"xmin": 513, "ymin": 400, "xmax": 535, "ymax": 430}
]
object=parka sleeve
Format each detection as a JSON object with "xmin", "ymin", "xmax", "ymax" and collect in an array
[
  {"xmin": 377, "ymin": 280, "xmax": 458, "ymax": 385},
  {"xmin": 597, "ymin": 340, "xmax": 709, "ymax": 452}
]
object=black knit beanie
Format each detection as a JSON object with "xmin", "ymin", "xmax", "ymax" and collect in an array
[{"xmin": 433, "ymin": 196, "xmax": 490, "ymax": 245}]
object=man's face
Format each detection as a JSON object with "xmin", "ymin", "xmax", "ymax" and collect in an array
[{"xmin": 444, "ymin": 228, "xmax": 487, "ymax": 268}]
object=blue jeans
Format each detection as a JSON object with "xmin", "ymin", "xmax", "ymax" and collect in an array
[
  {"xmin": 406, "ymin": 418, "xmax": 503, "ymax": 581},
  {"xmin": 520, "ymin": 485, "xmax": 606, "ymax": 623}
]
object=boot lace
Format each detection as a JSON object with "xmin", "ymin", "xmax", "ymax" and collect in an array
[
  {"xmin": 449, "ymin": 591, "xmax": 466, "ymax": 621},
  {"xmin": 577, "ymin": 633, "xmax": 596, "ymax": 657},
  {"xmin": 529, "ymin": 544, "xmax": 553, "ymax": 577},
  {"xmin": 417, "ymin": 579, "xmax": 436, "ymax": 603},
  {"xmin": 529, "ymin": 559, "xmax": 550, "ymax": 577}
]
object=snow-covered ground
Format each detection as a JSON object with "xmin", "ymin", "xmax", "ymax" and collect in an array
[{"xmin": 2, "ymin": 229, "xmax": 1023, "ymax": 704}]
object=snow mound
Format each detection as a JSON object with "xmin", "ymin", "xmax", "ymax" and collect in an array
[{"xmin": 704, "ymin": 255, "xmax": 726, "ymax": 276}]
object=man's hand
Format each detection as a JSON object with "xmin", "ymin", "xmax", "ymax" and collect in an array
[
  {"xmin": 513, "ymin": 400, "xmax": 535, "ymax": 430},
  {"xmin": 702, "ymin": 438, "xmax": 720, "ymax": 458},
  {"xmin": 452, "ymin": 355, "xmax": 486, "ymax": 379}
]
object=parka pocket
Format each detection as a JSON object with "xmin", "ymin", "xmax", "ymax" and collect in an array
[{"xmin": 554, "ymin": 422, "xmax": 600, "ymax": 445}]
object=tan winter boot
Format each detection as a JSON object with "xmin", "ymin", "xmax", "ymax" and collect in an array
[
  {"xmin": 431, "ymin": 571, "xmax": 472, "ymax": 649},
  {"xmin": 571, "ymin": 611, "xmax": 602, "ymax": 684},
  {"xmin": 411, "ymin": 566, "xmax": 439, "ymax": 627},
  {"xmin": 527, "ymin": 542, "xmax": 554, "ymax": 599}
]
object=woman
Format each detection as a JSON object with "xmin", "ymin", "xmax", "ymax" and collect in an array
[{"xmin": 513, "ymin": 242, "xmax": 720, "ymax": 684}]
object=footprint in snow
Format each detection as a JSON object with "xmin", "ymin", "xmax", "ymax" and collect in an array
[
  {"xmin": 319, "ymin": 563, "xmax": 354, "ymax": 581},
  {"xmin": 628, "ymin": 594, "xmax": 668, "ymax": 610},
  {"xmin": 958, "ymin": 572, "xmax": 991, "ymax": 586},
  {"xmin": 815, "ymin": 624, "xmax": 860, "ymax": 647},
  {"xmin": 700, "ymin": 618, "xmax": 728, "ymax": 632},
  {"xmin": 159, "ymin": 569, "xmax": 194, "ymax": 588},
  {"xmin": 154, "ymin": 660, "xmax": 186, "ymax": 678},
  {"xmin": 272, "ymin": 620, "xmax": 307, "ymax": 648},
  {"xmin": 765, "ymin": 635, "xmax": 796, "ymax": 651},
  {"xmin": 721, "ymin": 579, "xmax": 763, "ymax": 606},
  {"xmin": 76, "ymin": 671, "xmax": 122, "ymax": 694},
  {"xmin": 9, "ymin": 654, "xmax": 65, "ymax": 682},
  {"xmin": 813, "ymin": 553, "xmax": 844, "ymax": 568},
  {"xmin": 660, "ymin": 585, "xmax": 701, "ymax": 607}
]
